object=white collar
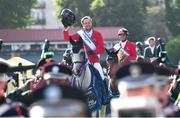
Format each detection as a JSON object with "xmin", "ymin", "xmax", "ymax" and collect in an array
[
  {"xmin": 120, "ymin": 40, "xmax": 128, "ymax": 44},
  {"xmin": 120, "ymin": 40, "xmax": 128, "ymax": 48},
  {"xmin": 149, "ymin": 46, "xmax": 155, "ymax": 49},
  {"xmin": 85, "ymin": 30, "xmax": 93, "ymax": 37}
]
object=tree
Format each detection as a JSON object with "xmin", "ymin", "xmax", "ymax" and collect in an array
[
  {"xmin": 145, "ymin": 6, "xmax": 172, "ymax": 40},
  {"xmin": 165, "ymin": 0, "xmax": 180, "ymax": 37},
  {"xmin": 90, "ymin": 0, "xmax": 147, "ymax": 41},
  {"xmin": 166, "ymin": 36, "xmax": 180, "ymax": 64},
  {"xmin": 0, "ymin": 0, "xmax": 36, "ymax": 29},
  {"xmin": 55, "ymin": 0, "xmax": 92, "ymax": 26}
]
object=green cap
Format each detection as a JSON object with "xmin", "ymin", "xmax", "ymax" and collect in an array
[{"xmin": 43, "ymin": 52, "xmax": 54, "ymax": 59}]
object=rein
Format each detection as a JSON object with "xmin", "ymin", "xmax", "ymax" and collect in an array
[
  {"xmin": 73, "ymin": 61, "xmax": 83, "ymax": 64},
  {"xmin": 79, "ymin": 59, "xmax": 88, "ymax": 89}
]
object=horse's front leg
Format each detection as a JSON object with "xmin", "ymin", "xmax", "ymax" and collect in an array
[
  {"xmin": 91, "ymin": 105, "xmax": 106, "ymax": 118},
  {"xmin": 99, "ymin": 105, "xmax": 106, "ymax": 117},
  {"xmin": 110, "ymin": 79, "xmax": 117, "ymax": 91},
  {"xmin": 109, "ymin": 79, "xmax": 119, "ymax": 98}
]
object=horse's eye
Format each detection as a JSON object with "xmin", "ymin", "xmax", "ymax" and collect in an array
[{"xmin": 80, "ymin": 52, "xmax": 84, "ymax": 56}]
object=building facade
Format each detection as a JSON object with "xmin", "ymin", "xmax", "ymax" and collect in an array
[
  {"xmin": 0, "ymin": 27, "xmax": 119, "ymax": 62},
  {"xmin": 31, "ymin": 0, "xmax": 60, "ymax": 29}
]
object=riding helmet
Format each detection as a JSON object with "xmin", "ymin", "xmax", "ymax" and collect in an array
[{"xmin": 61, "ymin": 8, "xmax": 75, "ymax": 27}]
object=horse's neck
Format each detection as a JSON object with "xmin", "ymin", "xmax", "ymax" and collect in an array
[
  {"xmin": 108, "ymin": 58, "xmax": 118, "ymax": 70},
  {"xmin": 78, "ymin": 64, "xmax": 91, "ymax": 89}
]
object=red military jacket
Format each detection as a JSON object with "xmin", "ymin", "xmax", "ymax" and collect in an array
[
  {"xmin": 63, "ymin": 30, "xmax": 105, "ymax": 63},
  {"xmin": 114, "ymin": 40, "xmax": 137, "ymax": 62},
  {"xmin": 124, "ymin": 41, "xmax": 137, "ymax": 61}
]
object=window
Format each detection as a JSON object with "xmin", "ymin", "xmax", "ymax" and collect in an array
[
  {"xmin": 31, "ymin": 44, "xmax": 41, "ymax": 51},
  {"xmin": 49, "ymin": 44, "xmax": 56, "ymax": 51},
  {"xmin": 2, "ymin": 45, "xmax": 11, "ymax": 52},
  {"xmin": 57, "ymin": 44, "xmax": 67, "ymax": 49},
  {"xmin": 38, "ymin": 0, "xmax": 46, "ymax": 8}
]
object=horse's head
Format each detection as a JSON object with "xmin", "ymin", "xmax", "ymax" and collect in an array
[
  {"xmin": 69, "ymin": 37, "xmax": 86, "ymax": 76},
  {"xmin": 105, "ymin": 48, "xmax": 119, "ymax": 67},
  {"xmin": 62, "ymin": 48, "xmax": 72, "ymax": 66},
  {"xmin": 105, "ymin": 48, "xmax": 119, "ymax": 78}
]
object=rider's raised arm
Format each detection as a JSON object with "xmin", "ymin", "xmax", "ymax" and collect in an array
[{"xmin": 63, "ymin": 28, "xmax": 79, "ymax": 41}]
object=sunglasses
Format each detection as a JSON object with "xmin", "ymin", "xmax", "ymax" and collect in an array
[{"xmin": 118, "ymin": 33, "xmax": 124, "ymax": 36}]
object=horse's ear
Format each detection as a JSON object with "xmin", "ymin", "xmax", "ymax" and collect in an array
[
  {"xmin": 69, "ymin": 36, "xmax": 75, "ymax": 45},
  {"xmin": 105, "ymin": 48, "xmax": 110, "ymax": 55},
  {"xmin": 78, "ymin": 36, "xmax": 83, "ymax": 46}
]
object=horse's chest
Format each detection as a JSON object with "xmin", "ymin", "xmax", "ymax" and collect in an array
[
  {"xmin": 80, "ymin": 67, "xmax": 91, "ymax": 88},
  {"xmin": 85, "ymin": 76, "xmax": 102, "ymax": 112},
  {"xmin": 72, "ymin": 65, "xmax": 102, "ymax": 112},
  {"xmin": 85, "ymin": 84, "xmax": 100, "ymax": 111}
]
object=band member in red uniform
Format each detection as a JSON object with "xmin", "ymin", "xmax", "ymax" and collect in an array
[
  {"xmin": 113, "ymin": 27, "xmax": 136, "ymax": 62},
  {"xmin": 63, "ymin": 16, "xmax": 105, "ymax": 80}
]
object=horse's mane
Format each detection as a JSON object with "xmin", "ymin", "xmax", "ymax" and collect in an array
[{"xmin": 106, "ymin": 48, "xmax": 119, "ymax": 59}]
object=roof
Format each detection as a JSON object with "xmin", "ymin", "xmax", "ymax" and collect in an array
[
  {"xmin": 0, "ymin": 58, "xmax": 13, "ymax": 67},
  {"xmin": 0, "ymin": 27, "xmax": 119, "ymax": 43},
  {"xmin": 7, "ymin": 56, "xmax": 35, "ymax": 67}
]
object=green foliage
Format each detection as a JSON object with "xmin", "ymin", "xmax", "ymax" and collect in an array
[
  {"xmin": 56, "ymin": 0, "xmax": 179, "ymax": 42},
  {"xmin": 166, "ymin": 36, "xmax": 180, "ymax": 64},
  {"xmin": 165, "ymin": 0, "xmax": 180, "ymax": 37},
  {"xmin": 55, "ymin": 0, "xmax": 148, "ymax": 41},
  {"xmin": 91, "ymin": 0, "xmax": 105, "ymax": 10},
  {"xmin": 90, "ymin": 0, "xmax": 147, "ymax": 41},
  {"xmin": 147, "ymin": 6, "xmax": 161, "ymax": 14},
  {"xmin": 145, "ymin": 6, "xmax": 172, "ymax": 40},
  {"xmin": 55, "ymin": 0, "xmax": 92, "ymax": 26},
  {"xmin": 0, "ymin": 0, "xmax": 37, "ymax": 29}
]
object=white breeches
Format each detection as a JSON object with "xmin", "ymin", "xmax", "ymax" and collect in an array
[{"xmin": 93, "ymin": 62, "xmax": 104, "ymax": 80}]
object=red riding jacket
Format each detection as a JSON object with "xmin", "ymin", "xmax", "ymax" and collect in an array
[
  {"xmin": 114, "ymin": 41, "xmax": 137, "ymax": 62},
  {"xmin": 124, "ymin": 41, "xmax": 137, "ymax": 61},
  {"xmin": 63, "ymin": 30, "xmax": 105, "ymax": 63}
]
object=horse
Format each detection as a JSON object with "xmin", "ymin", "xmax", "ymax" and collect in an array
[
  {"xmin": 69, "ymin": 37, "xmax": 108, "ymax": 117},
  {"xmin": 105, "ymin": 48, "xmax": 120, "ymax": 97}
]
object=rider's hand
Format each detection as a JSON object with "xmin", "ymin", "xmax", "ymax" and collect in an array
[{"xmin": 64, "ymin": 26, "xmax": 70, "ymax": 31}]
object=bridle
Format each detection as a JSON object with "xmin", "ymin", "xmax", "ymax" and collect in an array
[{"xmin": 72, "ymin": 54, "xmax": 88, "ymax": 89}]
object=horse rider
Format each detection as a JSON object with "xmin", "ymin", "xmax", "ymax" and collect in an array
[
  {"xmin": 113, "ymin": 27, "xmax": 137, "ymax": 63},
  {"xmin": 62, "ymin": 10, "xmax": 105, "ymax": 81},
  {"xmin": 144, "ymin": 37, "xmax": 158, "ymax": 62}
]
